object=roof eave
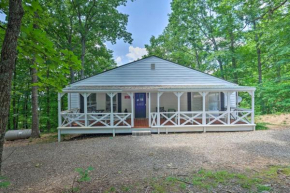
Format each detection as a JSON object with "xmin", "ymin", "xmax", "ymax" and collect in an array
[{"xmin": 159, "ymin": 87, "xmax": 256, "ymax": 92}]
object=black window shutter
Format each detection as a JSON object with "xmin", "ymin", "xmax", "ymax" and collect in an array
[
  {"xmin": 80, "ymin": 94, "xmax": 84, "ymax": 113},
  {"xmin": 187, "ymin": 92, "xmax": 191, "ymax": 111},
  {"xmin": 220, "ymin": 92, "xmax": 225, "ymax": 111},
  {"xmin": 118, "ymin": 93, "xmax": 122, "ymax": 113}
]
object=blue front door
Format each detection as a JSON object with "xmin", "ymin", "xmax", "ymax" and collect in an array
[{"xmin": 135, "ymin": 93, "xmax": 146, "ymax": 118}]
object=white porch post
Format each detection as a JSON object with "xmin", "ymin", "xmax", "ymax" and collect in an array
[
  {"xmin": 251, "ymin": 91, "xmax": 255, "ymax": 126},
  {"xmin": 157, "ymin": 92, "xmax": 163, "ymax": 126},
  {"xmin": 130, "ymin": 93, "xmax": 134, "ymax": 127},
  {"xmin": 148, "ymin": 92, "xmax": 151, "ymax": 127},
  {"xmin": 174, "ymin": 92, "xmax": 184, "ymax": 125},
  {"xmin": 107, "ymin": 93, "xmax": 116, "ymax": 127},
  {"xmin": 200, "ymin": 92, "xmax": 208, "ymax": 132},
  {"xmin": 58, "ymin": 93, "xmax": 63, "ymax": 142},
  {"xmin": 236, "ymin": 92, "xmax": 239, "ymax": 108},
  {"xmin": 111, "ymin": 93, "xmax": 113, "ymax": 126},
  {"xmin": 235, "ymin": 92, "xmax": 239, "ymax": 119},
  {"xmin": 84, "ymin": 93, "xmax": 88, "ymax": 126},
  {"xmin": 227, "ymin": 92, "xmax": 232, "ymax": 125},
  {"xmin": 58, "ymin": 93, "xmax": 62, "ymax": 127}
]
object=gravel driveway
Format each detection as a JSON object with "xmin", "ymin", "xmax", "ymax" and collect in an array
[{"xmin": 2, "ymin": 129, "xmax": 290, "ymax": 192}]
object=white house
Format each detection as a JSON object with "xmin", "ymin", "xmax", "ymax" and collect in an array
[{"xmin": 57, "ymin": 56, "xmax": 255, "ymax": 141}]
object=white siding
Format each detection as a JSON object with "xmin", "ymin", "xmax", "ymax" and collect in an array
[
  {"xmin": 96, "ymin": 93, "xmax": 106, "ymax": 110},
  {"xmin": 225, "ymin": 92, "xmax": 237, "ymax": 108},
  {"xmin": 192, "ymin": 92, "xmax": 202, "ymax": 111},
  {"xmin": 121, "ymin": 93, "xmax": 132, "ymax": 113},
  {"xmin": 70, "ymin": 93, "xmax": 80, "ymax": 109}
]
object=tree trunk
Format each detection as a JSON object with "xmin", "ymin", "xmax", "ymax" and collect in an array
[
  {"xmin": 16, "ymin": 96, "xmax": 19, "ymax": 129},
  {"xmin": 7, "ymin": 110, "xmax": 11, "ymax": 130},
  {"xmin": 30, "ymin": 67, "xmax": 40, "ymax": 138},
  {"xmin": 70, "ymin": 67, "xmax": 75, "ymax": 83},
  {"xmin": 68, "ymin": 25, "xmax": 75, "ymax": 83},
  {"xmin": 0, "ymin": 0, "xmax": 24, "ymax": 173},
  {"xmin": 30, "ymin": 12, "xmax": 40, "ymax": 138},
  {"xmin": 23, "ymin": 90, "xmax": 29, "ymax": 129},
  {"xmin": 253, "ymin": 21, "xmax": 262, "ymax": 84},
  {"xmin": 230, "ymin": 30, "xmax": 238, "ymax": 84},
  {"xmin": 217, "ymin": 58, "xmax": 224, "ymax": 79},
  {"xmin": 253, "ymin": 21, "xmax": 264, "ymax": 113},
  {"xmin": 194, "ymin": 49, "xmax": 201, "ymax": 70},
  {"xmin": 12, "ymin": 62, "xmax": 17, "ymax": 129},
  {"xmin": 80, "ymin": 36, "xmax": 86, "ymax": 79},
  {"xmin": 256, "ymin": 44, "xmax": 262, "ymax": 84},
  {"xmin": 46, "ymin": 69, "xmax": 51, "ymax": 131}
]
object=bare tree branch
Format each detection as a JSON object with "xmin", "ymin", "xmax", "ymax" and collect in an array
[{"xmin": 253, "ymin": 0, "xmax": 288, "ymax": 21}]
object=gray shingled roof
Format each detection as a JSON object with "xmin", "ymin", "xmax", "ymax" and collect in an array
[{"xmin": 63, "ymin": 56, "xmax": 255, "ymax": 92}]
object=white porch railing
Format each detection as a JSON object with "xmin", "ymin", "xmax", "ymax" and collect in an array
[
  {"xmin": 206, "ymin": 111, "xmax": 228, "ymax": 125},
  {"xmin": 61, "ymin": 113, "xmax": 86, "ymax": 127},
  {"xmin": 160, "ymin": 112, "xmax": 178, "ymax": 126},
  {"xmin": 113, "ymin": 113, "xmax": 131, "ymax": 127},
  {"xmin": 150, "ymin": 109, "xmax": 253, "ymax": 127},
  {"xmin": 150, "ymin": 112, "xmax": 158, "ymax": 126},
  {"xmin": 230, "ymin": 108, "xmax": 252, "ymax": 125},
  {"xmin": 60, "ymin": 112, "xmax": 131, "ymax": 128},
  {"xmin": 87, "ymin": 113, "xmax": 110, "ymax": 127},
  {"xmin": 180, "ymin": 111, "xmax": 203, "ymax": 126}
]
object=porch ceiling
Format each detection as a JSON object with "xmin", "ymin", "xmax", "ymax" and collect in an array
[{"xmin": 62, "ymin": 85, "xmax": 255, "ymax": 93}]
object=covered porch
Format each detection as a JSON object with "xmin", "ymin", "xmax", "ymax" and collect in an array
[{"xmin": 57, "ymin": 86, "xmax": 256, "ymax": 141}]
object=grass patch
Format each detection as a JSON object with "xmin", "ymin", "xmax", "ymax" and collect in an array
[
  {"xmin": 260, "ymin": 165, "xmax": 290, "ymax": 179},
  {"xmin": 95, "ymin": 166, "xmax": 290, "ymax": 192},
  {"xmin": 0, "ymin": 176, "xmax": 10, "ymax": 188},
  {"xmin": 257, "ymin": 184, "xmax": 271, "ymax": 192},
  {"xmin": 144, "ymin": 166, "xmax": 290, "ymax": 192},
  {"xmin": 255, "ymin": 122, "xmax": 269, "ymax": 130},
  {"xmin": 121, "ymin": 185, "xmax": 130, "ymax": 192},
  {"xmin": 189, "ymin": 169, "xmax": 261, "ymax": 190}
]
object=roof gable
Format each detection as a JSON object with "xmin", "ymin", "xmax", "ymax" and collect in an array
[{"xmin": 69, "ymin": 56, "xmax": 236, "ymax": 87}]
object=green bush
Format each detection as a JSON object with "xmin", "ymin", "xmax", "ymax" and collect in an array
[{"xmin": 255, "ymin": 122, "xmax": 269, "ymax": 130}]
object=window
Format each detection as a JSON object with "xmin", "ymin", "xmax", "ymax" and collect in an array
[
  {"xmin": 87, "ymin": 93, "xmax": 96, "ymax": 112},
  {"xmin": 106, "ymin": 94, "xmax": 117, "ymax": 112},
  {"xmin": 151, "ymin": 63, "xmax": 155, "ymax": 70},
  {"xmin": 208, "ymin": 93, "xmax": 220, "ymax": 111}
]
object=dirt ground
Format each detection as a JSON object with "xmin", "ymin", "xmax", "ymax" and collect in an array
[
  {"xmin": 256, "ymin": 113, "xmax": 290, "ymax": 130},
  {"xmin": 1, "ymin": 122, "xmax": 290, "ymax": 193}
]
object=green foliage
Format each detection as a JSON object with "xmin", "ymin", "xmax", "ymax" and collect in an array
[
  {"xmin": 257, "ymin": 184, "xmax": 271, "ymax": 192},
  {"xmin": 255, "ymin": 122, "xmax": 269, "ymax": 130},
  {"xmin": 1, "ymin": 0, "xmax": 132, "ymax": 132},
  {"xmin": 146, "ymin": 167, "xmax": 282, "ymax": 192},
  {"xmin": 121, "ymin": 186, "xmax": 130, "ymax": 192},
  {"xmin": 0, "ymin": 176, "xmax": 10, "ymax": 188},
  {"xmin": 75, "ymin": 166, "xmax": 94, "ymax": 182},
  {"xmin": 90, "ymin": 166, "xmax": 290, "ymax": 192},
  {"xmin": 145, "ymin": 0, "xmax": 290, "ymax": 114}
]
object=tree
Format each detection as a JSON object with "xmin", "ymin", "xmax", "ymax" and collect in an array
[
  {"xmin": 0, "ymin": 0, "xmax": 24, "ymax": 173},
  {"xmin": 145, "ymin": 0, "xmax": 290, "ymax": 114},
  {"xmin": 71, "ymin": 0, "xmax": 133, "ymax": 79},
  {"xmin": 2, "ymin": 0, "xmax": 130, "ymax": 136}
]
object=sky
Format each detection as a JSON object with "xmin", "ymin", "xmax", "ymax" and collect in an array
[
  {"xmin": 0, "ymin": 0, "xmax": 172, "ymax": 65},
  {"xmin": 107, "ymin": 0, "xmax": 172, "ymax": 65}
]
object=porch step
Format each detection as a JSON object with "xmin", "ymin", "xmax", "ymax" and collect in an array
[{"xmin": 132, "ymin": 130, "xmax": 151, "ymax": 136}]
